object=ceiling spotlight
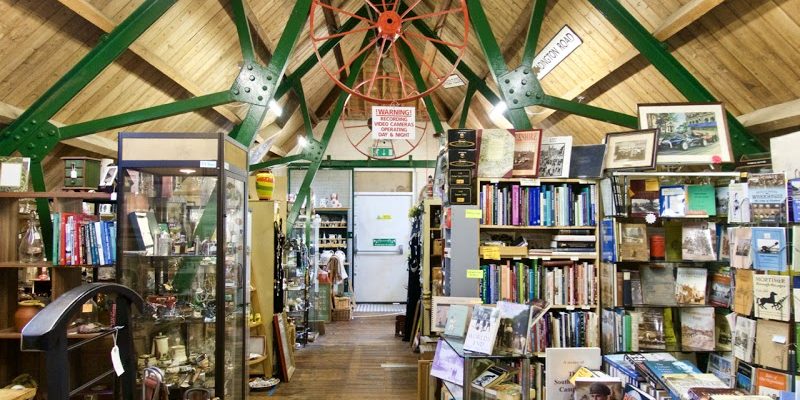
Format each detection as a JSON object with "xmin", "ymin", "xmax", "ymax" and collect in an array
[
  {"xmin": 298, "ymin": 136, "xmax": 308, "ymax": 148},
  {"xmin": 179, "ymin": 168, "xmax": 196, "ymax": 174},
  {"xmin": 269, "ymin": 99, "xmax": 283, "ymax": 116},
  {"xmin": 490, "ymin": 101, "xmax": 508, "ymax": 119}
]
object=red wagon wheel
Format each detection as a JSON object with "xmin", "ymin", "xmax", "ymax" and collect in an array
[
  {"xmin": 310, "ymin": 0, "xmax": 469, "ymax": 104},
  {"xmin": 341, "ymin": 76, "xmax": 429, "ymax": 159}
]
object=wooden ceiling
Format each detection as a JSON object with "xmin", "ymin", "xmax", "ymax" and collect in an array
[{"xmin": 1, "ymin": 0, "xmax": 799, "ymax": 170}]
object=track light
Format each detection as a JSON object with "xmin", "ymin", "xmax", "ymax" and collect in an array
[
  {"xmin": 490, "ymin": 101, "xmax": 507, "ymax": 119},
  {"xmin": 269, "ymin": 99, "xmax": 282, "ymax": 116}
]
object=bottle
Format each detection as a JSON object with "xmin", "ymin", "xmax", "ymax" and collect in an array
[
  {"xmin": 158, "ymin": 231, "xmax": 171, "ymax": 256},
  {"xmin": 18, "ymin": 214, "xmax": 44, "ymax": 263},
  {"xmin": 81, "ymin": 298, "xmax": 99, "ymax": 325}
]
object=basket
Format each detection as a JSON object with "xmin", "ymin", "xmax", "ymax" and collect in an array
[
  {"xmin": 331, "ymin": 308, "xmax": 351, "ymax": 321},
  {"xmin": 333, "ymin": 296, "xmax": 351, "ymax": 310}
]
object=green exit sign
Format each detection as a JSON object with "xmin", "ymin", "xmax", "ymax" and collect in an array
[
  {"xmin": 373, "ymin": 238, "xmax": 396, "ymax": 247},
  {"xmin": 371, "ymin": 147, "xmax": 394, "ymax": 158}
]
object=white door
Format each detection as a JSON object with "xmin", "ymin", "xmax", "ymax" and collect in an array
[{"xmin": 354, "ymin": 193, "xmax": 413, "ymax": 303}]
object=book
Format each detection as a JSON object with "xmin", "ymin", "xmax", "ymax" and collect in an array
[
  {"xmin": 512, "ymin": 129, "xmax": 543, "ymax": 178},
  {"xmin": 636, "ymin": 308, "xmax": 666, "ymax": 350},
  {"xmin": 707, "ymin": 353, "xmax": 735, "ymax": 387},
  {"xmin": 661, "ymin": 373, "xmax": 727, "ymax": 400},
  {"xmin": 727, "ymin": 182, "xmax": 750, "ymax": 223},
  {"xmin": 735, "ymin": 361, "xmax": 754, "ymax": 392},
  {"xmin": 709, "ymin": 270, "xmax": 732, "ymax": 307},
  {"xmin": 430, "ymin": 340, "xmax": 464, "ymax": 385},
  {"xmin": 472, "ymin": 364, "xmax": 509, "ymax": 391},
  {"xmin": 659, "ymin": 185, "xmax": 686, "ymax": 217},
  {"xmin": 787, "ymin": 178, "xmax": 800, "ymax": 222},
  {"xmin": 538, "ymin": 136, "xmax": 573, "ymax": 178},
  {"xmin": 715, "ymin": 186, "xmax": 729, "ymax": 217},
  {"xmin": 477, "ymin": 129, "xmax": 515, "ymax": 178},
  {"xmin": 601, "ymin": 218, "xmax": 618, "ymax": 263},
  {"xmin": 686, "ymin": 184, "xmax": 717, "ymax": 216},
  {"xmin": 623, "ymin": 384, "xmax": 655, "ymax": 400},
  {"xmin": 688, "ymin": 388, "xmax": 745, "ymax": 400},
  {"xmin": 642, "ymin": 358, "xmax": 701, "ymax": 381},
  {"xmin": 444, "ymin": 304, "xmax": 470, "ymax": 338},
  {"xmin": 544, "ymin": 347, "xmax": 601, "ymax": 400},
  {"xmin": 463, "ymin": 305, "xmax": 502, "ymax": 355},
  {"xmin": 675, "ymin": 267, "xmax": 708, "ymax": 304},
  {"xmin": 640, "ymin": 265, "xmax": 677, "ymax": 306},
  {"xmin": 751, "ymin": 227, "xmax": 787, "ymax": 271},
  {"xmin": 495, "ymin": 301, "xmax": 531, "ymax": 355},
  {"xmin": 619, "ymin": 223, "xmax": 649, "ymax": 262},
  {"xmin": 748, "ymin": 172, "xmax": 787, "ymax": 224},
  {"xmin": 754, "ymin": 368, "xmax": 790, "ymax": 398},
  {"xmin": 733, "ymin": 316, "xmax": 756, "ymax": 363},
  {"xmin": 682, "ymin": 222, "xmax": 716, "ymax": 261},
  {"xmin": 717, "ymin": 225, "xmax": 730, "ymax": 261},
  {"xmin": 573, "ymin": 377, "xmax": 623, "ymax": 400},
  {"xmin": 664, "ymin": 221, "xmax": 682, "ymax": 262},
  {"xmin": 569, "ymin": 144, "xmax": 607, "ymax": 179},
  {"xmin": 680, "ymin": 307, "xmax": 715, "ymax": 351},
  {"xmin": 752, "ymin": 274, "xmax": 791, "ymax": 321},
  {"xmin": 754, "ymin": 319, "xmax": 789, "ymax": 370},
  {"xmin": 730, "ymin": 227, "xmax": 753, "ymax": 269},
  {"xmin": 629, "ymin": 179, "xmax": 660, "ymax": 217},
  {"xmin": 733, "ymin": 269, "xmax": 754, "ymax": 315},
  {"xmin": 770, "ymin": 131, "xmax": 800, "ymax": 180},
  {"xmin": 714, "ymin": 310, "xmax": 733, "ymax": 352},
  {"xmin": 792, "ymin": 226, "xmax": 800, "ymax": 271}
]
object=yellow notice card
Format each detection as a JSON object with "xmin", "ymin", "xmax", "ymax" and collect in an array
[
  {"xmin": 481, "ymin": 246, "xmax": 501, "ymax": 260},
  {"xmin": 465, "ymin": 209, "xmax": 482, "ymax": 219},
  {"xmin": 466, "ymin": 269, "xmax": 483, "ymax": 279}
]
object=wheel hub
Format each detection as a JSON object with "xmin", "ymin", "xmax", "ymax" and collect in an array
[{"xmin": 377, "ymin": 11, "xmax": 402, "ymax": 39}]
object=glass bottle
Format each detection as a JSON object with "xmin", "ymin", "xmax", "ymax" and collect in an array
[
  {"xmin": 18, "ymin": 214, "xmax": 44, "ymax": 263},
  {"xmin": 80, "ymin": 298, "xmax": 99, "ymax": 325}
]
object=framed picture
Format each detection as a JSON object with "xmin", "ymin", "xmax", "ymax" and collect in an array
[
  {"xmin": 431, "ymin": 296, "xmax": 482, "ymax": 333},
  {"xmin": 604, "ymin": 129, "xmax": 658, "ymax": 170},
  {"xmin": 512, "ymin": 129, "xmax": 543, "ymax": 178},
  {"xmin": 273, "ymin": 313, "xmax": 296, "ymax": 381},
  {"xmin": 99, "ymin": 165, "xmax": 117, "ymax": 187},
  {"xmin": 248, "ymin": 335, "xmax": 266, "ymax": 358},
  {"xmin": 638, "ymin": 103, "xmax": 732, "ymax": 165},
  {"xmin": 538, "ymin": 136, "xmax": 573, "ymax": 178},
  {"xmin": 0, "ymin": 157, "xmax": 31, "ymax": 192}
]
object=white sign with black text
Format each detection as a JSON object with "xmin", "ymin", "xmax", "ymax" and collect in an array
[
  {"xmin": 533, "ymin": 25, "xmax": 582, "ymax": 80},
  {"xmin": 371, "ymin": 106, "xmax": 416, "ymax": 140}
]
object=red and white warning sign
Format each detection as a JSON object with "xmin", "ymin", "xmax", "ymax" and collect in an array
[{"xmin": 371, "ymin": 106, "xmax": 416, "ymax": 140}]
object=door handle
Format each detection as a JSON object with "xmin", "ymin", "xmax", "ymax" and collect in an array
[{"xmin": 357, "ymin": 245, "xmax": 403, "ymax": 255}]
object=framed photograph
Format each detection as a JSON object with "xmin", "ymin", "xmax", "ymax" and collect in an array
[
  {"xmin": 99, "ymin": 165, "xmax": 117, "ymax": 187},
  {"xmin": 273, "ymin": 313, "xmax": 296, "ymax": 381},
  {"xmin": 604, "ymin": 129, "xmax": 658, "ymax": 170},
  {"xmin": 0, "ymin": 157, "xmax": 31, "ymax": 192},
  {"xmin": 431, "ymin": 296, "xmax": 482, "ymax": 333},
  {"xmin": 638, "ymin": 103, "xmax": 732, "ymax": 165},
  {"xmin": 538, "ymin": 136, "xmax": 572, "ymax": 178}
]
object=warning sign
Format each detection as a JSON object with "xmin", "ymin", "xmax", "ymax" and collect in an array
[{"xmin": 371, "ymin": 106, "xmax": 416, "ymax": 140}]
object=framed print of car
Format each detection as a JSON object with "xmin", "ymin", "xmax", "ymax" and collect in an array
[{"xmin": 638, "ymin": 103, "xmax": 733, "ymax": 165}]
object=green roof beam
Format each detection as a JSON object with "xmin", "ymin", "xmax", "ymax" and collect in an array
[
  {"xmin": 459, "ymin": 81, "xmax": 477, "ymax": 129},
  {"xmin": 521, "ymin": 0, "xmax": 548, "ymax": 69},
  {"xmin": 540, "ymin": 95, "xmax": 638, "ymax": 129},
  {"xmin": 230, "ymin": 0, "xmax": 256, "ymax": 62}
]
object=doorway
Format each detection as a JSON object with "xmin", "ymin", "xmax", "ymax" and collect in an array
[{"xmin": 353, "ymin": 170, "xmax": 414, "ymax": 303}]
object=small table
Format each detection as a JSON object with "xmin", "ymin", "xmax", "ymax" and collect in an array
[{"xmin": 0, "ymin": 388, "xmax": 36, "ymax": 400}]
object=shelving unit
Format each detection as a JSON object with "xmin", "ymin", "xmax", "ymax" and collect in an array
[
  {"xmin": 421, "ymin": 197, "xmax": 442, "ymax": 336},
  {"xmin": 314, "ymin": 207, "xmax": 350, "ymax": 295}
]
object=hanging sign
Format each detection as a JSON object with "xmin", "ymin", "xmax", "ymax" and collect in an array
[
  {"xmin": 371, "ymin": 106, "xmax": 416, "ymax": 140},
  {"xmin": 532, "ymin": 25, "xmax": 582, "ymax": 80}
]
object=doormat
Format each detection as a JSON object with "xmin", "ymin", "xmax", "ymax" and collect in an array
[{"xmin": 354, "ymin": 303, "xmax": 406, "ymax": 314}]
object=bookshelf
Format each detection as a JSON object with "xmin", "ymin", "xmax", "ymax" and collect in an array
[{"xmin": 421, "ymin": 197, "xmax": 443, "ymax": 336}]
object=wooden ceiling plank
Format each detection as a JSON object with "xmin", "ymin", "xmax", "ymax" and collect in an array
[
  {"xmin": 738, "ymin": 98, "xmax": 800, "ymax": 134},
  {"xmin": 57, "ymin": 0, "xmax": 242, "ymax": 124},
  {"xmin": 532, "ymin": 0, "xmax": 725, "ymax": 125}
]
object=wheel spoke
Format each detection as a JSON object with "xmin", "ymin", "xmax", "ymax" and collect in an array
[
  {"xmin": 312, "ymin": 24, "xmax": 377, "ymax": 42},
  {"xmin": 362, "ymin": 0, "xmax": 381, "ymax": 14},
  {"xmin": 381, "ymin": 0, "xmax": 388, "ymax": 11},
  {"xmin": 317, "ymin": 2, "xmax": 375, "ymax": 24},
  {"xmin": 392, "ymin": 0, "xmax": 401, "ymax": 12},
  {"xmin": 365, "ymin": 40, "xmax": 387, "ymax": 97},
  {"xmin": 390, "ymin": 44, "xmax": 409, "ymax": 98},
  {"xmin": 398, "ymin": 34, "xmax": 440, "ymax": 81},
  {"xmin": 355, "ymin": 130, "xmax": 372, "ymax": 147},
  {"xmin": 337, "ymin": 36, "xmax": 381, "ymax": 75},
  {"xmin": 405, "ymin": 30, "xmax": 465, "ymax": 48},
  {"xmin": 404, "ymin": 8, "xmax": 463, "ymax": 22},
  {"xmin": 399, "ymin": 0, "xmax": 424, "ymax": 18},
  {"xmin": 405, "ymin": 139, "xmax": 414, "ymax": 147}
]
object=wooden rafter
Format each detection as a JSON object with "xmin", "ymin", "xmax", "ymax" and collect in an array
[{"xmin": 738, "ymin": 98, "xmax": 800, "ymax": 135}]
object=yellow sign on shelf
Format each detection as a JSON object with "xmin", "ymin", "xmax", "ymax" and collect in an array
[
  {"xmin": 466, "ymin": 269, "xmax": 483, "ymax": 279},
  {"xmin": 465, "ymin": 209, "xmax": 482, "ymax": 219},
  {"xmin": 481, "ymin": 246, "xmax": 501, "ymax": 260},
  {"xmin": 377, "ymin": 214, "xmax": 392, "ymax": 220}
]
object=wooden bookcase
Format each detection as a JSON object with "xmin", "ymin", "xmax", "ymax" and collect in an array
[{"xmin": 421, "ymin": 197, "xmax": 442, "ymax": 336}]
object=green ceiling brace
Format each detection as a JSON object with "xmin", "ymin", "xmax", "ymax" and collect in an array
[
  {"xmin": 521, "ymin": 0, "xmax": 548, "ymax": 69},
  {"xmin": 293, "ymin": 78, "xmax": 316, "ymax": 142},
  {"xmin": 286, "ymin": 33, "xmax": 373, "ymax": 228},
  {"xmin": 540, "ymin": 94, "xmax": 638, "ymax": 128},
  {"xmin": 588, "ymin": 0, "xmax": 764, "ymax": 158},
  {"xmin": 230, "ymin": 0, "xmax": 256, "ymax": 62},
  {"xmin": 250, "ymin": 154, "xmax": 308, "ymax": 171},
  {"xmin": 396, "ymin": 40, "xmax": 444, "ymax": 135},
  {"xmin": 459, "ymin": 81, "xmax": 477, "ymax": 129}
]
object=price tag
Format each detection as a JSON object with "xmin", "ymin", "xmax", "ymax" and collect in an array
[
  {"xmin": 466, "ymin": 269, "xmax": 483, "ymax": 279},
  {"xmin": 520, "ymin": 179, "xmax": 540, "ymax": 187},
  {"xmin": 772, "ymin": 335, "xmax": 787, "ymax": 344},
  {"xmin": 542, "ymin": 256, "xmax": 551, "ymax": 261},
  {"xmin": 82, "ymin": 303, "xmax": 94, "ymax": 313},
  {"xmin": 482, "ymin": 246, "xmax": 501, "ymax": 260},
  {"xmin": 70, "ymin": 169, "xmax": 78, "ymax": 179},
  {"xmin": 200, "ymin": 160, "xmax": 216, "ymax": 168},
  {"xmin": 110, "ymin": 192, "xmax": 117, "ymax": 201},
  {"xmin": 465, "ymin": 209, "xmax": 482, "ymax": 219},
  {"xmin": 570, "ymin": 257, "xmax": 580, "ymax": 261},
  {"xmin": 513, "ymin": 257, "xmax": 522, "ymax": 261},
  {"xmin": 111, "ymin": 345, "xmax": 125, "ymax": 376},
  {"xmin": 490, "ymin": 179, "xmax": 499, "ymax": 184},
  {"xmin": 566, "ymin": 306, "xmax": 575, "ymax": 310}
]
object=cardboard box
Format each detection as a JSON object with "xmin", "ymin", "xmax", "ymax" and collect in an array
[{"xmin": 447, "ymin": 128, "xmax": 477, "ymax": 149}]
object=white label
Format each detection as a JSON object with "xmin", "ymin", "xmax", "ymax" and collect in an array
[
  {"xmin": 110, "ymin": 192, "xmax": 117, "ymax": 201},
  {"xmin": 70, "ymin": 169, "xmax": 77, "ymax": 179},
  {"xmin": 566, "ymin": 306, "xmax": 575, "ymax": 310},
  {"xmin": 371, "ymin": 106, "xmax": 416, "ymax": 140},
  {"xmin": 0, "ymin": 162, "xmax": 23, "ymax": 187},
  {"xmin": 513, "ymin": 257, "xmax": 522, "ymax": 260},
  {"xmin": 520, "ymin": 178, "xmax": 540, "ymax": 187},
  {"xmin": 772, "ymin": 335, "xmax": 787, "ymax": 344},
  {"xmin": 443, "ymin": 74, "xmax": 465, "ymax": 88},
  {"xmin": 532, "ymin": 25, "xmax": 582, "ymax": 79},
  {"xmin": 111, "ymin": 345, "xmax": 125, "ymax": 376},
  {"xmin": 200, "ymin": 160, "xmax": 216, "ymax": 168}
]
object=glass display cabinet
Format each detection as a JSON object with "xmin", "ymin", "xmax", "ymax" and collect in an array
[
  {"xmin": 284, "ymin": 219, "xmax": 310, "ymax": 346},
  {"xmin": 117, "ymin": 132, "xmax": 248, "ymax": 398}
]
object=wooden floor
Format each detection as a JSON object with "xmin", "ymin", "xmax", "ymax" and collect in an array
[{"xmin": 253, "ymin": 314, "xmax": 418, "ymax": 399}]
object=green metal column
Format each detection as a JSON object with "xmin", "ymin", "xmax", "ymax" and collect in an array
[
  {"xmin": 230, "ymin": 0, "xmax": 257, "ymax": 62},
  {"xmin": 588, "ymin": 0, "xmax": 764, "ymax": 158}
]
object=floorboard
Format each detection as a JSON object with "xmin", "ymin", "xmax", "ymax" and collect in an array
[{"xmin": 254, "ymin": 314, "xmax": 418, "ymax": 399}]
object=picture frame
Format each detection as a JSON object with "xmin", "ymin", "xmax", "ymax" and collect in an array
[
  {"xmin": 0, "ymin": 157, "xmax": 31, "ymax": 192},
  {"xmin": 603, "ymin": 129, "xmax": 658, "ymax": 170},
  {"xmin": 99, "ymin": 165, "xmax": 117, "ymax": 187},
  {"xmin": 273, "ymin": 313, "xmax": 296, "ymax": 382},
  {"xmin": 431, "ymin": 296, "xmax": 482, "ymax": 333},
  {"xmin": 638, "ymin": 103, "xmax": 733, "ymax": 165},
  {"xmin": 248, "ymin": 335, "xmax": 266, "ymax": 358}
]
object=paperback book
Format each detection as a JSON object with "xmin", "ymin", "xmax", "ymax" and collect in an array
[
  {"xmin": 754, "ymin": 319, "xmax": 789, "ymax": 370},
  {"xmin": 748, "ymin": 172, "xmax": 787, "ymax": 224},
  {"xmin": 619, "ymin": 223, "xmax": 649, "ymax": 262},
  {"xmin": 569, "ymin": 144, "xmax": 607, "ymax": 178},
  {"xmin": 729, "ymin": 227, "xmax": 752, "ymax": 269},
  {"xmin": 788, "ymin": 178, "xmax": 800, "ymax": 222},
  {"xmin": 752, "ymin": 274, "xmax": 791, "ymax": 321},
  {"xmin": 754, "ymin": 368, "xmax": 790, "ymax": 398},
  {"xmin": 682, "ymin": 222, "xmax": 716, "ymax": 261},
  {"xmin": 477, "ymin": 129, "xmax": 515, "ymax": 178},
  {"xmin": 665, "ymin": 221, "xmax": 682, "ymax": 262},
  {"xmin": 463, "ymin": 305, "xmax": 502, "ymax": 355},
  {"xmin": 601, "ymin": 218, "xmax": 618, "ymax": 263},
  {"xmin": 512, "ymin": 129, "xmax": 543, "ymax": 178},
  {"xmin": 629, "ymin": 179, "xmax": 660, "ymax": 217},
  {"xmin": 472, "ymin": 364, "xmax": 509, "ymax": 392},
  {"xmin": 640, "ymin": 265, "xmax": 678, "ymax": 306},
  {"xmin": 733, "ymin": 316, "xmax": 756, "ymax": 363},
  {"xmin": 444, "ymin": 304, "xmax": 470, "ymax": 338},
  {"xmin": 660, "ymin": 185, "xmax": 686, "ymax": 217},
  {"xmin": 495, "ymin": 301, "xmax": 531, "ymax": 355},
  {"xmin": 636, "ymin": 308, "xmax": 666, "ymax": 350},
  {"xmin": 733, "ymin": 269, "xmax": 754, "ymax": 315},
  {"xmin": 707, "ymin": 353, "xmax": 735, "ymax": 386},
  {"xmin": 793, "ymin": 226, "xmax": 800, "ymax": 271},
  {"xmin": 751, "ymin": 227, "xmax": 787, "ymax": 271},
  {"xmin": 573, "ymin": 377, "xmax": 623, "ymax": 400},
  {"xmin": 708, "ymin": 270, "xmax": 732, "ymax": 307},
  {"xmin": 545, "ymin": 347, "xmax": 601, "ymax": 400},
  {"xmin": 675, "ymin": 267, "xmax": 708, "ymax": 305},
  {"xmin": 661, "ymin": 373, "xmax": 727, "ymax": 400},
  {"xmin": 727, "ymin": 182, "xmax": 751, "ymax": 223},
  {"xmin": 686, "ymin": 184, "xmax": 717, "ymax": 216},
  {"xmin": 718, "ymin": 224, "xmax": 730, "ymax": 261},
  {"xmin": 431, "ymin": 340, "xmax": 464, "ymax": 385},
  {"xmin": 715, "ymin": 186, "xmax": 730, "ymax": 218},
  {"xmin": 680, "ymin": 307, "xmax": 715, "ymax": 351},
  {"xmin": 735, "ymin": 361, "xmax": 754, "ymax": 392},
  {"xmin": 714, "ymin": 310, "xmax": 733, "ymax": 352}
]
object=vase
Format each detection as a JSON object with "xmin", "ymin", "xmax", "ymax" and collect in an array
[
  {"xmin": 255, "ymin": 171, "xmax": 275, "ymax": 200},
  {"xmin": 18, "ymin": 214, "xmax": 44, "ymax": 263},
  {"xmin": 15, "ymin": 300, "xmax": 44, "ymax": 332}
]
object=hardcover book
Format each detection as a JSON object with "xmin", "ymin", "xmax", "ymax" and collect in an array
[
  {"xmin": 512, "ymin": 129, "xmax": 543, "ymax": 178},
  {"xmin": 727, "ymin": 182, "xmax": 751, "ymax": 223},
  {"xmin": 545, "ymin": 347, "xmax": 601, "ymax": 400},
  {"xmin": 659, "ymin": 185, "xmax": 686, "ymax": 217},
  {"xmin": 709, "ymin": 270, "xmax": 732, "ymax": 307},
  {"xmin": 640, "ymin": 265, "xmax": 677, "ymax": 306},
  {"xmin": 665, "ymin": 221, "xmax": 683, "ymax": 262},
  {"xmin": 477, "ymin": 129, "xmax": 515, "ymax": 178},
  {"xmin": 538, "ymin": 136, "xmax": 573, "ymax": 178},
  {"xmin": 661, "ymin": 373, "xmax": 727, "ymax": 400},
  {"xmin": 569, "ymin": 144, "xmax": 607, "ymax": 179},
  {"xmin": 752, "ymin": 274, "xmax": 791, "ymax": 321},
  {"xmin": 431, "ymin": 340, "xmax": 464, "ymax": 385},
  {"xmin": 714, "ymin": 310, "xmax": 733, "ymax": 352},
  {"xmin": 748, "ymin": 172, "xmax": 787, "ymax": 224},
  {"xmin": 495, "ymin": 301, "xmax": 531, "ymax": 355},
  {"xmin": 686, "ymin": 184, "xmax": 717, "ymax": 216},
  {"xmin": 751, "ymin": 227, "xmax": 787, "ymax": 271},
  {"xmin": 680, "ymin": 307, "xmax": 715, "ymax": 351},
  {"xmin": 573, "ymin": 377, "xmax": 623, "ymax": 400},
  {"xmin": 444, "ymin": 304, "xmax": 470, "ymax": 338},
  {"xmin": 733, "ymin": 269, "xmax": 754, "ymax": 315},
  {"xmin": 682, "ymin": 222, "xmax": 716, "ymax": 261},
  {"xmin": 733, "ymin": 316, "xmax": 756, "ymax": 363},
  {"xmin": 788, "ymin": 178, "xmax": 800, "ymax": 222},
  {"xmin": 636, "ymin": 308, "xmax": 666, "ymax": 350},
  {"xmin": 629, "ymin": 178, "xmax": 660, "ymax": 218},
  {"xmin": 729, "ymin": 227, "xmax": 753, "ymax": 269},
  {"xmin": 754, "ymin": 368, "xmax": 790, "ymax": 398},
  {"xmin": 754, "ymin": 319, "xmax": 789, "ymax": 370},
  {"xmin": 619, "ymin": 223, "xmax": 649, "ymax": 262},
  {"xmin": 463, "ymin": 305, "xmax": 502, "ymax": 355},
  {"xmin": 675, "ymin": 267, "xmax": 708, "ymax": 305}
]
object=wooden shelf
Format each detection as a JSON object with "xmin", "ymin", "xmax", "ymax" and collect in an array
[
  {"xmin": 478, "ymin": 177, "xmax": 596, "ymax": 184},
  {"xmin": 247, "ymin": 355, "xmax": 268, "ymax": 366},
  {"xmin": 527, "ymin": 253, "xmax": 598, "ymax": 260},
  {"xmin": 0, "ymin": 327, "xmax": 104, "ymax": 340},
  {"xmin": 0, "ymin": 192, "xmax": 113, "ymax": 200},
  {"xmin": 318, "ymin": 244, "xmax": 347, "ymax": 249},
  {"xmin": 549, "ymin": 304, "xmax": 598, "ymax": 309},
  {"xmin": 0, "ymin": 262, "xmax": 112, "ymax": 269},
  {"xmin": 314, "ymin": 208, "xmax": 349, "ymax": 212},
  {"xmin": 480, "ymin": 225, "xmax": 595, "ymax": 230}
]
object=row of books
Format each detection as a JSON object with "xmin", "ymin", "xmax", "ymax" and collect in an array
[
  {"xmin": 478, "ymin": 260, "xmax": 598, "ymax": 306},
  {"xmin": 529, "ymin": 310, "xmax": 599, "ymax": 352},
  {"xmin": 51, "ymin": 212, "xmax": 116, "ymax": 266},
  {"xmin": 479, "ymin": 182, "xmax": 597, "ymax": 227}
]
